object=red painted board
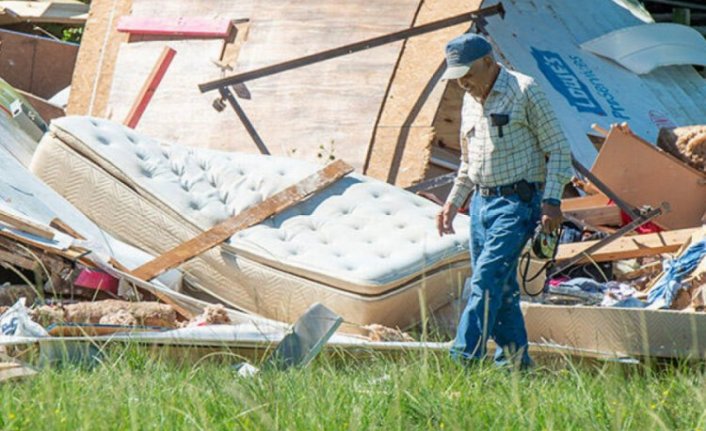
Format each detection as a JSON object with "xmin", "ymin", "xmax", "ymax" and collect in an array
[
  {"xmin": 124, "ymin": 47, "xmax": 176, "ymax": 129},
  {"xmin": 117, "ymin": 17, "xmax": 232, "ymax": 38}
]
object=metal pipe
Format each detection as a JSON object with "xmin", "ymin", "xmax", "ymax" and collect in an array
[{"xmin": 198, "ymin": 3, "xmax": 505, "ymax": 93}]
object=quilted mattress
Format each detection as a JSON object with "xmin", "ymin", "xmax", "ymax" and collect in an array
[{"xmin": 30, "ymin": 116, "xmax": 471, "ymax": 327}]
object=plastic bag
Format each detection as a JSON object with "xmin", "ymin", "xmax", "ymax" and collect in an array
[{"xmin": 0, "ymin": 297, "xmax": 48, "ymax": 337}]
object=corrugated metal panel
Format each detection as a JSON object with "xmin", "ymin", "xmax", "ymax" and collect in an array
[{"xmin": 483, "ymin": 0, "xmax": 706, "ymax": 167}]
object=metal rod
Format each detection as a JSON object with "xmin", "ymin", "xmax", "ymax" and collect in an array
[
  {"xmin": 198, "ymin": 3, "xmax": 505, "ymax": 93},
  {"xmin": 405, "ymin": 172, "xmax": 457, "ymax": 193},
  {"xmin": 572, "ymin": 157, "xmax": 641, "ymax": 221},
  {"xmin": 549, "ymin": 204, "xmax": 666, "ymax": 277},
  {"xmin": 219, "ymin": 87, "xmax": 270, "ymax": 155}
]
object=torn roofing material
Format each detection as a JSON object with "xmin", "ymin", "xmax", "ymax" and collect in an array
[
  {"xmin": 482, "ymin": 0, "xmax": 706, "ymax": 168},
  {"xmin": 581, "ymin": 23, "xmax": 706, "ymax": 75}
]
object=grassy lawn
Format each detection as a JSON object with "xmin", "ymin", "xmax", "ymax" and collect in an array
[{"xmin": 1, "ymin": 346, "xmax": 705, "ymax": 430}]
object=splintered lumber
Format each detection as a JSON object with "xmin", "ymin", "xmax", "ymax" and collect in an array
[
  {"xmin": 0, "ymin": 208, "xmax": 54, "ymax": 240},
  {"xmin": 132, "ymin": 160, "xmax": 354, "ymax": 281},
  {"xmin": 50, "ymin": 218, "xmax": 85, "ymax": 240},
  {"xmin": 124, "ymin": 47, "xmax": 176, "ymax": 129},
  {"xmin": 117, "ymin": 16, "xmax": 233, "ymax": 38},
  {"xmin": 555, "ymin": 227, "xmax": 699, "ymax": 263}
]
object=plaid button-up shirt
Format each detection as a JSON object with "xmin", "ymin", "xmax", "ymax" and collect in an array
[{"xmin": 446, "ymin": 65, "xmax": 573, "ymax": 208}]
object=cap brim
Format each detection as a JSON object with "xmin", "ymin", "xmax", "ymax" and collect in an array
[{"xmin": 441, "ymin": 65, "xmax": 470, "ymax": 80}]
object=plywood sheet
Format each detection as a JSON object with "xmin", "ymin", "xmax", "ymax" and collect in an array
[
  {"xmin": 0, "ymin": 29, "xmax": 77, "ymax": 99},
  {"xmin": 364, "ymin": 0, "xmax": 482, "ymax": 186},
  {"xmin": 106, "ymin": 39, "xmax": 233, "ymax": 139},
  {"xmin": 103, "ymin": 0, "xmax": 418, "ymax": 172},
  {"xmin": 67, "ymin": 0, "xmax": 132, "ymax": 116},
  {"xmin": 591, "ymin": 127, "xmax": 706, "ymax": 229}
]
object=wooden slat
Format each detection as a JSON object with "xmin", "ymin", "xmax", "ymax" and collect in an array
[
  {"xmin": 0, "ymin": 208, "xmax": 54, "ymax": 240},
  {"xmin": 124, "ymin": 46, "xmax": 176, "ymax": 129},
  {"xmin": 117, "ymin": 16, "xmax": 233, "ymax": 38},
  {"xmin": 555, "ymin": 228, "xmax": 699, "ymax": 263},
  {"xmin": 132, "ymin": 160, "xmax": 354, "ymax": 281},
  {"xmin": 50, "ymin": 218, "xmax": 86, "ymax": 240},
  {"xmin": 560, "ymin": 194, "xmax": 610, "ymax": 212},
  {"xmin": 563, "ymin": 205, "xmax": 622, "ymax": 226}
]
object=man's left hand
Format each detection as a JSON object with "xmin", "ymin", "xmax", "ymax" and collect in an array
[{"xmin": 541, "ymin": 202, "xmax": 562, "ymax": 233}]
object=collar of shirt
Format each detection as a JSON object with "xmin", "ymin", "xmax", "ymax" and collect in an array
[{"xmin": 488, "ymin": 65, "xmax": 510, "ymax": 99}]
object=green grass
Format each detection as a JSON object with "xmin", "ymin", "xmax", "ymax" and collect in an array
[{"xmin": 1, "ymin": 346, "xmax": 706, "ymax": 430}]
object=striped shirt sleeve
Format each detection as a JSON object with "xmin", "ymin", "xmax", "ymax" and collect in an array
[
  {"xmin": 525, "ymin": 83, "xmax": 573, "ymax": 202},
  {"xmin": 446, "ymin": 132, "xmax": 474, "ymax": 209}
]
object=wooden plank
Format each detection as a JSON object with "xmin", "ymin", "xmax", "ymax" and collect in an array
[
  {"xmin": 117, "ymin": 16, "xmax": 233, "ymax": 38},
  {"xmin": 0, "ymin": 248, "xmax": 36, "ymax": 270},
  {"xmin": 123, "ymin": 46, "xmax": 176, "ymax": 129},
  {"xmin": 555, "ymin": 228, "xmax": 699, "ymax": 263},
  {"xmin": 66, "ymin": 0, "xmax": 132, "ymax": 116},
  {"xmin": 591, "ymin": 126, "xmax": 706, "ymax": 229},
  {"xmin": 0, "ymin": 208, "xmax": 54, "ymax": 240},
  {"xmin": 560, "ymin": 194, "xmax": 610, "ymax": 212},
  {"xmin": 107, "ymin": 0, "xmax": 417, "ymax": 171},
  {"xmin": 132, "ymin": 160, "xmax": 354, "ymax": 281},
  {"xmin": 563, "ymin": 205, "xmax": 622, "ymax": 226},
  {"xmin": 50, "ymin": 218, "xmax": 85, "ymax": 240}
]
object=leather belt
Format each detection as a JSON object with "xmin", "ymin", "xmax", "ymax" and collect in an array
[{"xmin": 474, "ymin": 180, "xmax": 543, "ymax": 198}]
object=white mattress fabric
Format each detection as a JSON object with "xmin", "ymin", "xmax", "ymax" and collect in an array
[
  {"xmin": 0, "ymin": 126, "xmax": 181, "ymax": 289},
  {"xmin": 31, "ymin": 116, "xmax": 471, "ymax": 326}
]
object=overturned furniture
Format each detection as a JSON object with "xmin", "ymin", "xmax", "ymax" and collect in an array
[{"xmin": 30, "ymin": 116, "xmax": 471, "ymax": 329}]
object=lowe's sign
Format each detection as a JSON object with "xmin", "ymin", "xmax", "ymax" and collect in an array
[{"xmin": 531, "ymin": 48, "xmax": 606, "ymax": 117}]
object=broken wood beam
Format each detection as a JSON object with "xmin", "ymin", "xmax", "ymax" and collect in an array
[
  {"xmin": 198, "ymin": 3, "xmax": 505, "ymax": 92},
  {"xmin": 124, "ymin": 46, "xmax": 176, "ymax": 129},
  {"xmin": 50, "ymin": 218, "xmax": 85, "ymax": 240},
  {"xmin": 131, "ymin": 160, "xmax": 354, "ymax": 281},
  {"xmin": 555, "ymin": 227, "xmax": 699, "ymax": 263},
  {"xmin": 0, "ymin": 208, "xmax": 54, "ymax": 240}
]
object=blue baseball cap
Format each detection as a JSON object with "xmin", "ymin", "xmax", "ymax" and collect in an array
[{"xmin": 441, "ymin": 33, "xmax": 493, "ymax": 80}]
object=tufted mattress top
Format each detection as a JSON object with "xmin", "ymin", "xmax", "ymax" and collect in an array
[{"xmin": 47, "ymin": 117, "xmax": 470, "ymax": 294}]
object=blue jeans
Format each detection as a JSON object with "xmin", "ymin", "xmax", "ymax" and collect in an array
[{"xmin": 450, "ymin": 189, "xmax": 541, "ymax": 367}]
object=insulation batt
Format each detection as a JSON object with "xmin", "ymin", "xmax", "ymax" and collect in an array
[
  {"xmin": 183, "ymin": 304, "xmax": 232, "ymax": 327},
  {"xmin": 30, "ymin": 300, "xmax": 177, "ymax": 328},
  {"xmin": 658, "ymin": 126, "xmax": 706, "ymax": 173}
]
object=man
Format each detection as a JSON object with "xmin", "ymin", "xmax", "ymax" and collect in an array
[{"xmin": 436, "ymin": 33, "xmax": 573, "ymax": 367}]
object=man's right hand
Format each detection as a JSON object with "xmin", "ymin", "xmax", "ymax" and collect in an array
[{"xmin": 437, "ymin": 202, "xmax": 458, "ymax": 236}]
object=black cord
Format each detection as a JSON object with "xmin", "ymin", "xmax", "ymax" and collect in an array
[{"xmin": 520, "ymin": 225, "xmax": 564, "ymax": 297}]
